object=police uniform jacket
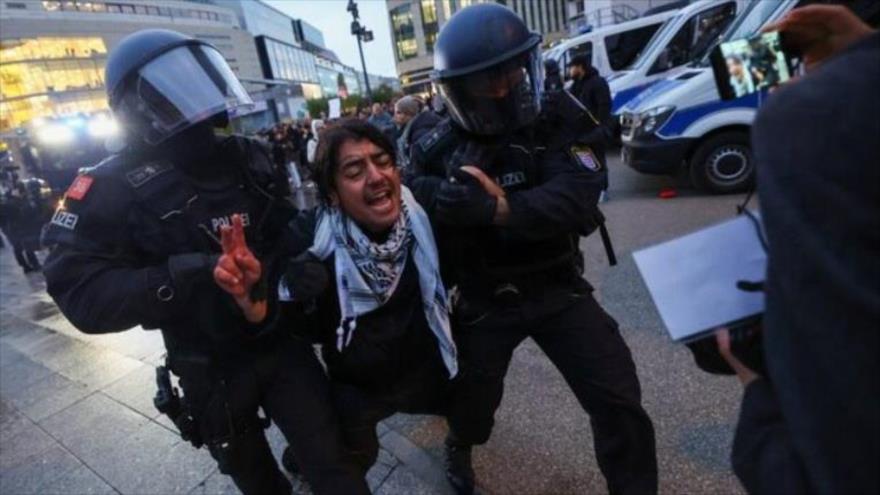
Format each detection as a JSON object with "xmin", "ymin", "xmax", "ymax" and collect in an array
[
  {"xmin": 408, "ymin": 117, "xmax": 606, "ymax": 292},
  {"xmin": 42, "ymin": 135, "xmax": 296, "ymax": 359}
]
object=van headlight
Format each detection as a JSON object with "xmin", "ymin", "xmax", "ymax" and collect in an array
[{"xmin": 637, "ymin": 105, "xmax": 675, "ymax": 136}]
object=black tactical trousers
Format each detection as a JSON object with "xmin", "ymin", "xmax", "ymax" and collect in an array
[
  {"xmin": 331, "ymin": 357, "xmax": 451, "ymax": 476},
  {"xmin": 448, "ymin": 285, "xmax": 658, "ymax": 495},
  {"xmin": 172, "ymin": 336, "xmax": 369, "ymax": 495},
  {"xmin": 9, "ymin": 234, "xmax": 40, "ymax": 271}
]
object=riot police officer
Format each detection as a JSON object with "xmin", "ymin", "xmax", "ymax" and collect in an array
[
  {"xmin": 407, "ymin": 5, "xmax": 658, "ymax": 494},
  {"xmin": 42, "ymin": 30, "xmax": 367, "ymax": 495},
  {"xmin": 1, "ymin": 175, "xmax": 44, "ymax": 273}
]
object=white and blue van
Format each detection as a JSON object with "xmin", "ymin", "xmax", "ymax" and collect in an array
[
  {"xmin": 619, "ymin": 0, "xmax": 879, "ymax": 193},
  {"xmin": 543, "ymin": 11, "xmax": 676, "ymax": 80},
  {"xmin": 608, "ymin": 0, "xmax": 742, "ymax": 113},
  {"xmin": 619, "ymin": 0, "xmax": 806, "ymax": 193}
]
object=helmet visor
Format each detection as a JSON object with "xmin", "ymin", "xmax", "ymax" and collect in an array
[
  {"xmin": 133, "ymin": 44, "xmax": 252, "ymax": 144},
  {"xmin": 438, "ymin": 45, "xmax": 543, "ymax": 135}
]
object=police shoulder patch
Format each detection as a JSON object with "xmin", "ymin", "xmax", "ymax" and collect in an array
[
  {"xmin": 419, "ymin": 119, "xmax": 453, "ymax": 153},
  {"xmin": 125, "ymin": 161, "xmax": 172, "ymax": 188},
  {"xmin": 65, "ymin": 175, "xmax": 94, "ymax": 200},
  {"xmin": 569, "ymin": 145, "xmax": 602, "ymax": 172}
]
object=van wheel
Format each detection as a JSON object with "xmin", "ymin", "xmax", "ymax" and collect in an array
[{"xmin": 689, "ymin": 132, "xmax": 754, "ymax": 193}]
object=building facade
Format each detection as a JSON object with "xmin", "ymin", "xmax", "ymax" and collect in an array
[
  {"xmin": 0, "ymin": 0, "xmax": 263, "ymax": 132},
  {"xmin": 386, "ymin": 0, "xmax": 569, "ymax": 95}
]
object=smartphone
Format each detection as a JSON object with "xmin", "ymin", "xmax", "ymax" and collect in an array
[{"xmin": 710, "ymin": 31, "xmax": 800, "ymax": 101}]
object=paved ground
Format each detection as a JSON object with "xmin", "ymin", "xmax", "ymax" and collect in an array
[
  {"xmin": 0, "ymin": 259, "xmax": 450, "ymax": 494},
  {"xmin": 1, "ymin": 153, "xmax": 750, "ymax": 494}
]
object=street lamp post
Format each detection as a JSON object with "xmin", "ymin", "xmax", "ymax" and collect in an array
[{"xmin": 347, "ymin": 0, "xmax": 373, "ymax": 103}]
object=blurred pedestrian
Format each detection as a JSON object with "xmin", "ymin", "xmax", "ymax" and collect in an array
[
  {"xmin": 306, "ymin": 119, "xmax": 325, "ymax": 167},
  {"xmin": 1, "ymin": 179, "xmax": 42, "ymax": 273},
  {"xmin": 393, "ymin": 96, "xmax": 441, "ymax": 171},
  {"xmin": 569, "ymin": 54, "xmax": 612, "ymax": 200},
  {"xmin": 544, "ymin": 58, "xmax": 563, "ymax": 91},
  {"xmin": 367, "ymin": 102, "xmax": 394, "ymax": 131},
  {"xmin": 714, "ymin": 6, "xmax": 878, "ymax": 494}
]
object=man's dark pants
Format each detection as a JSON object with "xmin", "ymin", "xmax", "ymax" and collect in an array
[
  {"xmin": 173, "ymin": 336, "xmax": 368, "ymax": 495},
  {"xmin": 331, "ymin": 357, "xmax": 451, "ymax": 475},
  {"xmin": 448, "ymin": 284, "xmax": 658, "ymax": 495}
]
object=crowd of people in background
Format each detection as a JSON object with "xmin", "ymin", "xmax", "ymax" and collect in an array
[{"xmin": 256, "ymin": 97, "xmax": 440, "ymax": 185}]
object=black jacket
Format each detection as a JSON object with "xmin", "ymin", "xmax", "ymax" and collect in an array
[
  {"xmin": 735, "ymin": 33, "xmax": 880, "ymax": 495},
  {"xmin": 408, "ymin": 118, "xmax": 604, "ymax": 291},
  {"xmin": 42, "ymin": 135, "xmax": 296, "ymax": 358},
  {"xmin": 570, "ymin": 67, "xmax": 612, "ymax": 146},
  {"xmin": 398, "ymin": 110, "xmax": 443, "ymax": 171}
]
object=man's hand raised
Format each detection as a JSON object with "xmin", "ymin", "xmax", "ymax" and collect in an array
[{"xmin": 213, "ymin": 214, "xmax": 266, "ymax": 323}]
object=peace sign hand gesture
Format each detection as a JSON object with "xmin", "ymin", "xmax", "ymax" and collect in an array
[{"xmin": 213, "ymin": 214, "xmax": 267, "ymax": 323}]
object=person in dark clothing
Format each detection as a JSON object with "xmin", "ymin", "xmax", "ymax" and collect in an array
[
  {"xmin": 407, "ymin": 5, "xmax": 657, "ymax": 494},
  {"xmin": 216, "ymin": 119, "xmax": 458, "ymax": 477},
  {"xmin": 393, "ymin": 96, "xmax": 442, "ymax": 172},
  {"xmin": 42, "ymin": 30, "xmax": 368, "ymax": 495},
  {"xmin": 1, "ymin": 180, "xmax": 43, "ymax": 273},
  {"xmin": 568, "ymin": 54, "xmax": 612, "ymax": 197},
  {"xmin": 543, "ymin": 58, "xmax": 563, "ymax": 91},
  {"xmin": 713, "ymin": 6, "xmax": 879, "ymax": 495}
]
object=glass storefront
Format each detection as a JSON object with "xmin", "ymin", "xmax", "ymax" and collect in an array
[
  {"xmin": 263, "ymin": 38, "xmax": 319, "ymax": 84},
  {"xmin": 0, "ymin": 37, "xmax": 109, "ymax": 130},
  {"xmin": 420, "ymin": 0, "xmax": 439, "ymax": 53},
  {"xmin": 390, "ymin": 4, "xmax": 417, "ymax": 61},
  {"xmin": 317, "ymin": 67, "xmax": 338, "ymax": 98}
]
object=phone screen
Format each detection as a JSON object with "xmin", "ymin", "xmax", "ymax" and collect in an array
[{"xmin": 711, "ymin": 31, "xmax": 795, "ymax": 100}]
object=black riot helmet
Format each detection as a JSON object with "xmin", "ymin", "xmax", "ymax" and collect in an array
[
  {"xmin": 105, "ymin": 29, "xmax": 252, "ymax": 146},
  {"xmin": 432, "ymin": 4, "xmax": 543, "ymax": 136}
]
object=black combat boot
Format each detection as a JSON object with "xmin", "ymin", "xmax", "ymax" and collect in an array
[{"xmin": 444, "ymin": 433, "xmax": 475, "ymax": 495}]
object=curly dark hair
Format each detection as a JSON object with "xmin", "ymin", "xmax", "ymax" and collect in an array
[{"xmin": 311, "ymin": 118, "xmax": 397, "ymax": 204}]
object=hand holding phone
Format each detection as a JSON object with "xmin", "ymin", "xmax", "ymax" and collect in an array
[{"xmin": 711, "ymin": 31, "xmax": 798, "ymax": 100}]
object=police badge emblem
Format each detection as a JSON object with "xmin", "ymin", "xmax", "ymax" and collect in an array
[{"xmin": 569, "ymin": 145, "xmax": 602, "ymax": 172}]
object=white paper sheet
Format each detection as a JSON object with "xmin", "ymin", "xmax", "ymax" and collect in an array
[
  {"xmin": 633, "ymin": 212, "xmax": 766, "ymax": 341},
  {"xmin": 328, "ymin": 98, "xmax": 341, "ymax": 119}
]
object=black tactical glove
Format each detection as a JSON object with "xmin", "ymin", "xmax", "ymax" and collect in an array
[
  {"xmin": 435, "ymin": 168, "xmax": 497, "ymax": 226},
  {"xmin": 283, "ymin": 251, "xmax": 329, "ymax": 302}
]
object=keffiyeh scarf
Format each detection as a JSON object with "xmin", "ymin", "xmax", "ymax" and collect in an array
[{"xmin": 307, "ymin": 186, "xmax": 458, "ymax": 377}]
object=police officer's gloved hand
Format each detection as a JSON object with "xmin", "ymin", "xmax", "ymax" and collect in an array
[
  {"xmin": 436, "ymin": 168, "xmax": 497, "ymax": 226},
  {"xmin": 283, "ymin": 251, "xmax": 329, "ymax": 302}
]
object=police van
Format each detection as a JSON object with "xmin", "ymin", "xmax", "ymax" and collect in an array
[
  {"xmin": 618, "ymin": 0, "xmax": 879, "ymax": 193},
  {"xmin": 543, "ymin": 10, "xmax": 676, "ymax": 79},
  {"xmin": 608, "ymin": 0, "xmax": 742, "ymax": 113}
]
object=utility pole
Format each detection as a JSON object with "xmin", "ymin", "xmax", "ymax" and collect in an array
[{"xmin": 347, "ymin": 0, "xmax": 373, "ymax": 103}]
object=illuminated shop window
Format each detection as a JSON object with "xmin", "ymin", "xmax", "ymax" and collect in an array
[
  {"xmin": 420, "ymin": 0, "xmax": 439, "ymax": 53},
  {"xmin": 0, "ymin": 92, "xmax": 108, "ymax": 131},
  {"xmin": 0, "ymin": 37, "xmax": 107, "ymax": 63},
  {"xmin": 1, "ymin": 59, "xmax": 105, "ymax": 99},
  {"xmin": 390, "ymin": 4, "xmax": 417, "ymax": 61}
]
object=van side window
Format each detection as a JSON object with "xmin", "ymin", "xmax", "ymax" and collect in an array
[
  {"xmin": 563, "ymin": 42, "xmax": 593, "ymax": 79},
  {"xmin": 605, "ymin": 23, "xmax": 663, "ymax": 71},
  {"xmin": 649, "ymin": 2, "xmax": 737, "ymax": 75}
]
